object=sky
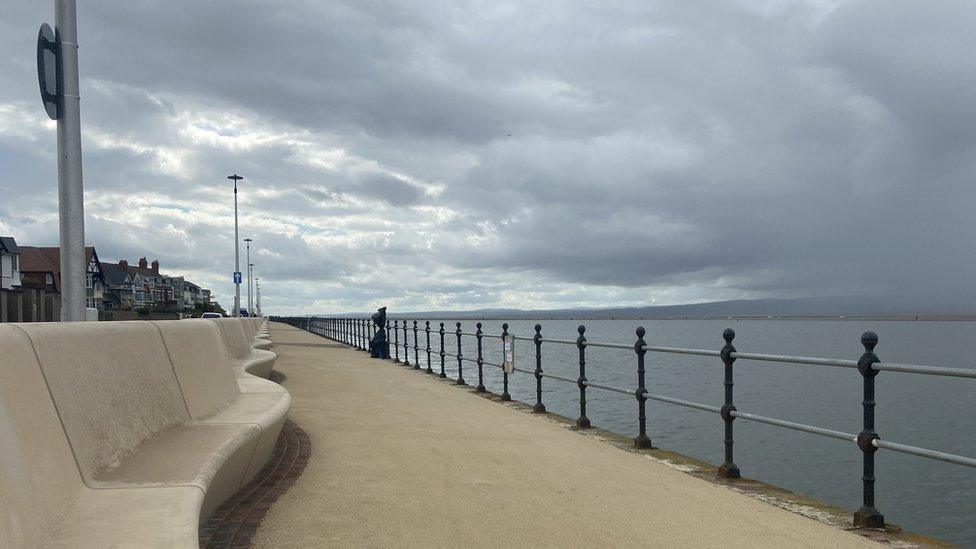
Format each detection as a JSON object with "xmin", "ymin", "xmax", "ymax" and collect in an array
[{"xmin": 1, "ymin": 0, "xmax": 975, "ymax": 315}]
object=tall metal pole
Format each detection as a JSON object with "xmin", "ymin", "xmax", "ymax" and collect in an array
[
  {"xmin": 244, "ymin": 238, "xmax": 252, "ymax": 315},
  {"xmin": 56, "ymin": 0, "xmax": 86, "ymax": 322},
  {"xmin": 227, "ymin": 174, "xmax": 243, "ymax": 317},
  {"xmin": 255, "ymin": 278, "xmax": 261, "ymax": 316}
]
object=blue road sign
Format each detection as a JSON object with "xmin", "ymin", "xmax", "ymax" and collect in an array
[{"xmin": 233, "ymin": 272, "xmax": 242, "ymax": 283}]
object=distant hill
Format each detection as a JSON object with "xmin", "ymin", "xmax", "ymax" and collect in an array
[{"xmin": 328, "ymin": 294, "xmax": 976, "ymax": 320}]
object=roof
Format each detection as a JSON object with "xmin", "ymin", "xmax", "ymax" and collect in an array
[
  {"xmin": 18, "ymin": 246, "xmax": 98, "ymax": 291},
  {"xmin": 0, "ymin": 237, "xmax": 19, "ymax": 254},
  {"xmin": 101, "ymin": 263, "xmax": 132, "ymax": 286}
]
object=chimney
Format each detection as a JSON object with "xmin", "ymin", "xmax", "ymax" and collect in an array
[
  {"xmin": 119, "ymin": 259, "xmax": 128, "ymax": 269},
  {"xmin": 138, "ymin": 257, "xmax": 148, "ymax": 269},
  {"xmin": 151, "ymin": 259, "xmax": 159, "ymax": 273}
]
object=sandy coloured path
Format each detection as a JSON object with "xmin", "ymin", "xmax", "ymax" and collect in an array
[{"xmin": 252, "ymin": 322, "xmax": 875, "ymax": 548}]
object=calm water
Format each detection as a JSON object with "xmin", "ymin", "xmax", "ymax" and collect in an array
[{"xmin": 380, "ymin": 319, "xmax": 975, "ymax": 545}]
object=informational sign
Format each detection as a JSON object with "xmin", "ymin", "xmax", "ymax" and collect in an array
[
  {"xmin": 36, "ymin": 23, "xmax": 59, "ymax": 120},
  {"xmin": 233, "ymin": 271, "xmax": 242, "ymax": 283},
  {"xmin": 503, "ymin": 335, "xmax": 515, "ymax": 373}
]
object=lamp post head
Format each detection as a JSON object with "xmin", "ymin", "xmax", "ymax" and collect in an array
[{"xmin": 227, "ymin": 174, "xmax": 243, "ymax": 192}]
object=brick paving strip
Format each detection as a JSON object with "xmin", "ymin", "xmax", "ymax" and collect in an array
[{"xmin": 199, "ymin": 420, "xmax": 311, "ymax": 548}]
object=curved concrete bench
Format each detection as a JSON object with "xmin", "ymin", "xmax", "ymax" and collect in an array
[
  {"xmin": 244, "ymin": 318, "xmax": 273, "ymax": 348},
  {"xmin": 0, "ymin": 320, "xmax": 290, "ymax": 547},
  {"xmin": 210, "ymin": 317, "xmax": 277, "ymax": 378}
]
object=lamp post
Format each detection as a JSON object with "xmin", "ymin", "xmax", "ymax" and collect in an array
[
  {"xmin": 227, "ymin": 174, "xmax": 243, "ymax": 317},
  {"xmin": 255, "ymin": 278, "xmax": 261, "ymax": 316},
  {"xmin": 248, "ymin": 262, "xmax": 254, "ymax": 316},
  {"xmin": 244, "ymin": 238, "xmax": 252, "ymax": 316},
  {"xmin": 39, "ymin": 1, "xmax": 86, "ymax": 321}
]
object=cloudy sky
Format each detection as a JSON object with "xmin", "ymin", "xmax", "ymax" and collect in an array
[{"xmin": 1, "ymin": 0, "xmax": 974, "ymax": 314}]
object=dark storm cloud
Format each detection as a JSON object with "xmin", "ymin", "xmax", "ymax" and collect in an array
[{"xmin": 1, "ymin": 0, "xmax": 975, "ymax": 313}]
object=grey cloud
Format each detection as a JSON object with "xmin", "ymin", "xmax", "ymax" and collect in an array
[{"xmin": 1, "ymin": 0, "xmax": 975, "ymax": 313}]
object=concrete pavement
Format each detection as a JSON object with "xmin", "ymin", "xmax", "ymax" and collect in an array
[{"xmin": 252, "ymin": 322, "xmax": 877, "ymax": 548}]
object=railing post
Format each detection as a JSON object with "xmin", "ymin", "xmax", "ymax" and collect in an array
[
  {"xmin": 393, "ymin": 320, "xmax": 400, "ymax": 362},
  {"xmin": 500, "ymin": 323, "xmax": 511, "ymax": 401},
  {"xmin": 439, "ymin": 322, "xmax": 447, "ymax": 378},
  {"xmin": 362, "ymin": 318, "xmax": 367, "ymax": 350},
  {"xmin": 475, "ymin": 322, "xmax": 486, "ymax": 392},
  {"xmin": 403, "ymin": 321, "xmax": 411, "ymax": 367},
  {"xmin": 718, "ymin": 329, "xmax": 740, "ymax": 478},
  {"xmin": 854, "ymin": 331, "xmax": 885, "ymax": 529},
  {"xmin": 533, "ymin": 324, "xmax": 546, "ymax": 413},
  {"xmin": 413, "ymin": 320, "xmax": 420, "ymax": 370},
  {"xmin": 356, "ymin": 318, "xmax": 361, "ymax": 350},
  {"xmin": 425, "ymin": 321, "xmax": 433, "ymax": 374},
  {"xmin": 455, "ymin": 322, "xmax": 465, "ymax": 385},
  {"xmin": 386, "ymin": 320, "xmax": 391, "ymax": 356},
  {"xmin": 576, "ymin": 325, "xmax": 590, "ymax": 428},
  {"xmin": 634, "ymin": 326, "xmax": 652, "ymax": 448}
]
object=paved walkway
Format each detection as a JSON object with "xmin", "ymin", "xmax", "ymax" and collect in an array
[{"xmin": 252, "ymin": 323, "xmax": 875, "ymax": 548}]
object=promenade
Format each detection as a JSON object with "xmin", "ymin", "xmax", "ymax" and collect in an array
[{"xmin": 253, "ymin": 323, "xmax": 877, "ymax": 548}]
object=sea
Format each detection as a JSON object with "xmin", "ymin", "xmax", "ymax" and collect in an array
[{"xmin": 382, "ymin": 318, "xmax": 976, "ymax": 545}]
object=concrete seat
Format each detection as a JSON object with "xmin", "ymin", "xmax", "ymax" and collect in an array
[
  {"xmin": 155, "ymin": 319, "xmax": 291, "ymax": 482},
  {"xmin": 243, "ymin": 317, "xmax": 273, "ymax": 349},
  {"xmin": 210, "ymin": 317, "xmax": 277, "ymax": 378},
  {"xmin": 0, "ymin": 321, "xmax": 291, "ymax": 547},
  {"xmin": 0, "ymin": 321, "xmax": 290, "ymax": 547}
]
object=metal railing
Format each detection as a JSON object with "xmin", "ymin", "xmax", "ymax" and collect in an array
[{"xmin": 276, "ymin": 315, "xmax": 976, "ymax": 529}]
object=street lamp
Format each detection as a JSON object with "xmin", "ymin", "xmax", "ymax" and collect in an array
[
  {"xmin": 227, "ymin": 174, "xmax": 243, "ymax": 317},
  {"xmin": 255, "ymin": 278, "xmax": 261, "ymax": 316},
  {"xmin": 248, "ymin": 262, "xmax": 255, "ymax": 317},
  {"xmin": 244, "ymin": 237, "xmax": 253, "ymax": 316}
]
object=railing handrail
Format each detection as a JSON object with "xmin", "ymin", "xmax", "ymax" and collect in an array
[{"xmin": 281, "ymin": 314, "xmax": 976, "ymax": 533}]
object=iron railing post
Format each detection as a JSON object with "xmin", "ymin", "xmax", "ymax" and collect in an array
[
  {"xmin": 500, "ymin": 323, "xmax": 511, "ymax": 401},
  {"xmin": 533, "ymin": 324, "xmax": 546, "ymax": 413},
  {"xmin": 403, "ymin": 321, "xmax": 411, "ymax": 367},
  {"xmin": 475, "ymin": 322, "xmax": 486, "ymax": 392},
  {"xmin": 576, "ymin": 325, "xmax": 590, "ymax": 428},
  {"xmin": 456, "ymin": 322, "xmax": 465, "ymax": 385},
  {"xmin": 425, "ymin": 321, "xmax": 433, "ymax": 373},
  {"xmin": 439, "ymin": 322, "xmax": 447, "ymax": 378},
  {"xmin": 386, "ymin": 320, "xmax": 392, "ymax": 357},
  {"xmin": 393, "ymin": 320, "xmax": 400, "ymax": 362},
  {"xmin": 854, "ymin": 331, "xmax": 885, "ymax": 529},
  {"xmin": 634, "ymin": 326, "xmax": 652, "ymax": 448},
  {"xmin": 718, "ymin": 329, "xmax": 740, "ymax": 478},
  {"xmin": 413, "ymin": 321, "xmax": 420, "ymax": 369}
]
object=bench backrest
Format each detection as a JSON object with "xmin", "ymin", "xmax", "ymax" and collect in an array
[
  {"xmin": 242, "ymin": 317, "xmax": 257, "ymax": 339},
  {"xmin": 0, "ymin": 325, "xmax": 85, "ymax": 547},
  {"xmin": 153, "ymin": 320, "xmax": 240, "ymax": 420},
  {"xmin": 210, "ymin": 317, "xmax": 253, "ymax": 359},
  {"xmin": 19, "ymin": 322, "xmax": 190, "ymax": 482}
]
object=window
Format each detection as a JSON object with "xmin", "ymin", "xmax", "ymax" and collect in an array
[
  {"xmin": 11, "ymin": 255, "xmax": 17, "ymax": 270},
  {"xmin": 45, "ymin": 273, "xmax": 53, "ymax": 285}
]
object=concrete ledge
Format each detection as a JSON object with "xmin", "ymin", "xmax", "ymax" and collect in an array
[{"xmin": 0, "ymin": 319, "xmax": 289, "ymax": 547}]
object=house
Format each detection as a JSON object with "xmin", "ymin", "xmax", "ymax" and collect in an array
[
  {"xmin": 0, "ymin": 237, "xmax": 22, "ymax": 291},
  {"xmin": 100, "ymin": 262, "xmax": 135, "ymax": 310},
  {"xmin": 121, "ymin": 257, "xmax": 170, "ymax": 309},
  {"xmin": 18, "ymin": 246, "xmax": 105, "ymax": 310}
]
